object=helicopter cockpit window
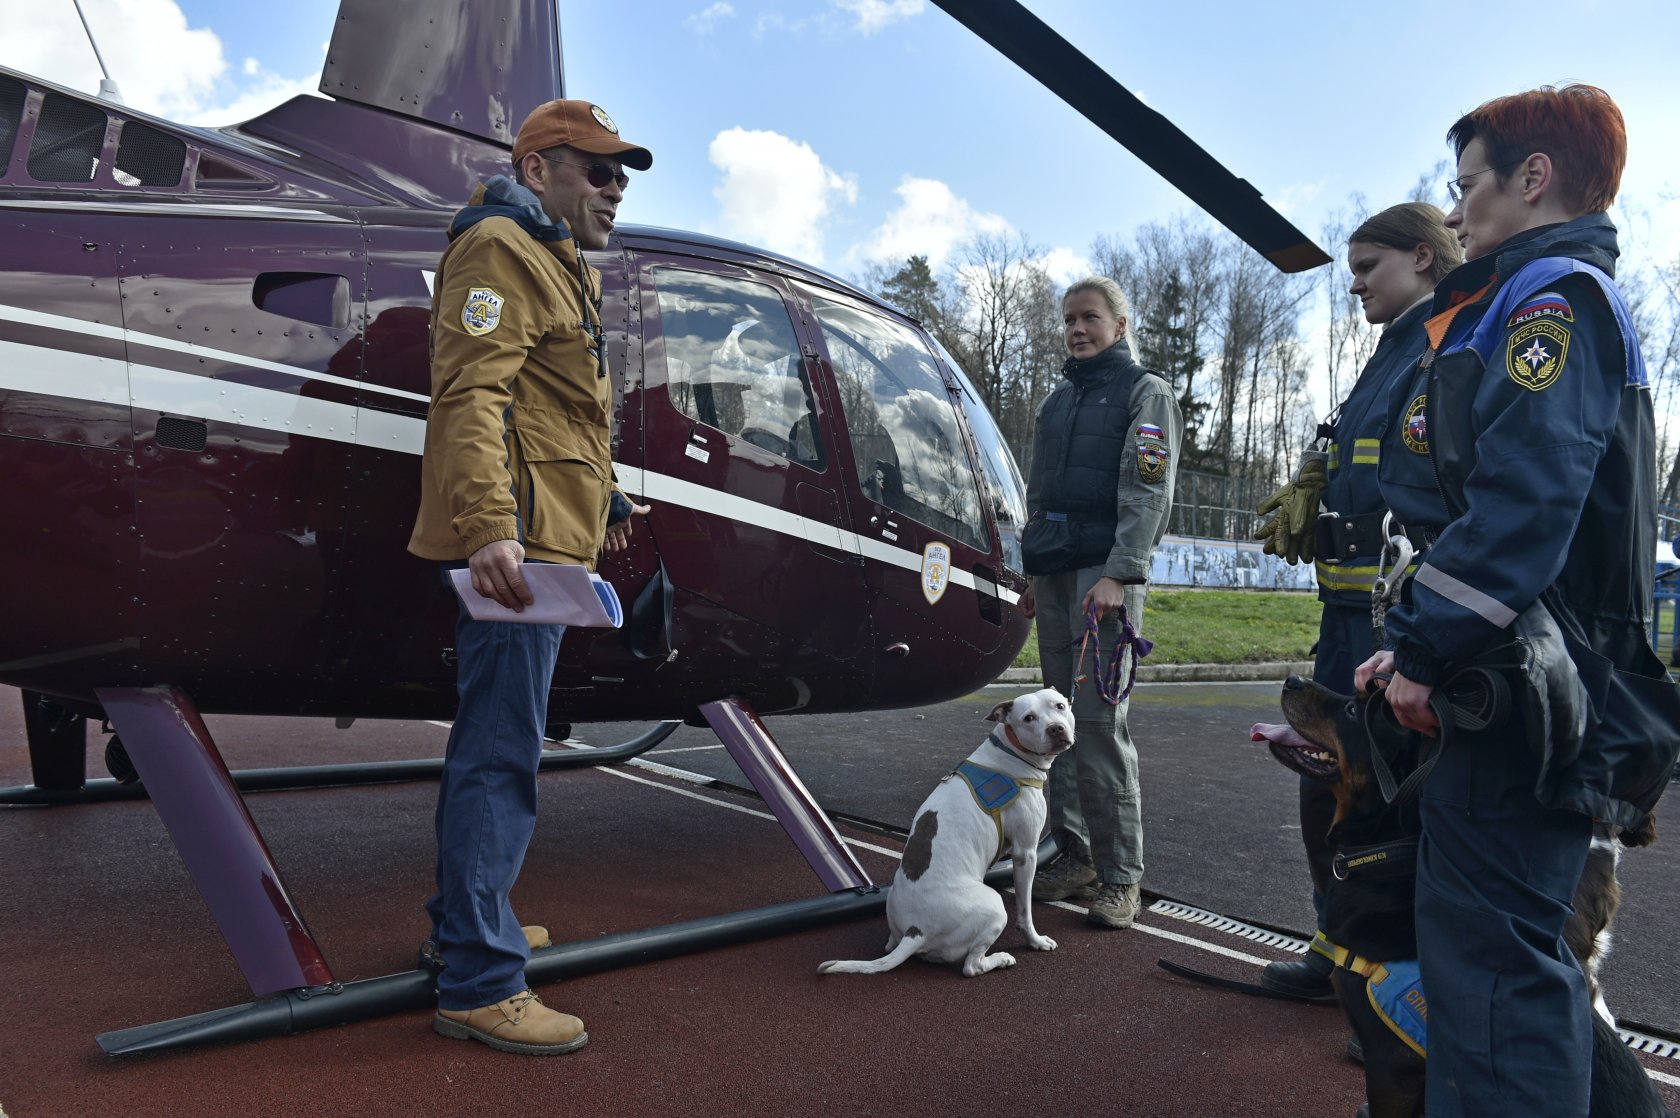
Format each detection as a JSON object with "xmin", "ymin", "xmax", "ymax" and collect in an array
[
  {"xmin": 114, "ymin": 121, "xmax": 185, "ymax": 188},
  {"xmin": 27, "ymin": 93, "xmax": 107, "ymax": 183},
  {"xmin": 0, "ymin": 76, "xmax": 25, "ymax": 171},
  {"xmin": 928, "ymin": 335, "xmax": 1028, "ymax": 573},
  {"xmin": 651, "ymin": 268, "xmax": 824, "ymax": 469},
  {"xmin": 811, "ymin": 296, "xmax": 987, "ymax": 553}
]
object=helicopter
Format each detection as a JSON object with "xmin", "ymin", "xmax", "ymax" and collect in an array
[{"xmin": 0, "ymin": 0, "xmax": 1326, "ymax": 1052}]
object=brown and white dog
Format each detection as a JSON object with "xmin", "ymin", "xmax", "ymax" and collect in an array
[
  {"xmin": 1252, "ymin": 675, "xmax": 1665, "ymax": 1118},
  {"xmin": 818, "ymin": 688, "xmax": 1075, "ymax": 977}
]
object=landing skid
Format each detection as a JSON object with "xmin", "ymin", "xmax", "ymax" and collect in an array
[
  {"xmin": 0, "ymin": 703, "xmax": 682, "ymax": 805},
  {"xmin": 99, "ymin": 835, "xmax": 1060, "ymax": 1056},
  {"xmin": 53, "ymin": 686, "xmax": 933, "ymax": 1054}
]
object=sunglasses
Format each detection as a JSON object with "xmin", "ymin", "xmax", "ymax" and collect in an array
[{"xmin": 545, "ymin": 155, "xmax": 629, "ymax": 190}]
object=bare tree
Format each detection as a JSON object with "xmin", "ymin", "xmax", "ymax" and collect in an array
[{"xmin": 946, "ymin": 231, "xmax": 1056, "ymax": 462}]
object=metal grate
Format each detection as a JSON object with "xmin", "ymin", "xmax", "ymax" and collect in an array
[
  {"xmin": 1147, "ymin": 898, "xmax": 1311, "ymax": 953},
  {"xmin": 1150, "ymin": 900, "xmax": 1680, "ymax": 1065},
  {"xmin": 155, "ymin": 416, "xmax": 208, "ymax": 453},
  {"xmin": 27, "ymin": 93, "xmax": 106, "ymax": 183},
  {"xmin": 0, "ymin": 74, "xmax": 24, "ymax": 171},
  {"xmin": 114, "ymin": 121, "xmax": 185, "ymax": 188},
  {"xmin": 1621, "ymin": 1027, "xmax": 1680, "ymax": 1061}
]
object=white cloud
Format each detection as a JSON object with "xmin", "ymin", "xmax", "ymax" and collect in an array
[
  {"xmin": 179, "ymin": 65, "xmax": 323, "ymax": 127},
  {"xmin": 1270, "ymin": 180, "xmax": 1327, "ymax": 220},
  {"xmin": 685, "ymin": 2, "xmax": 735, "ymax": 34},
  {"xmin": 1038, "ymin": 247, "xmax": 1095, "ymax": 289},
  {"xmin": 707, "ymin": 127, "xmax": 857, "ymax": 265},
  {"xmin": 848, "ymin": 176, "xmax": 1013, "ymax": 272},
  {"xmin": 1, "ymin": 0, "xmax": 322, "ymax": 125},
  {"xmin": 830, "ymin": 0, "xmax": 925, "ymax": 35}
]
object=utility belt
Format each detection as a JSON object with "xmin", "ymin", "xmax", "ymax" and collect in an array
[{"xmin": 1316, "ymin": 510, "xmax": 1437, "ymax": 566}]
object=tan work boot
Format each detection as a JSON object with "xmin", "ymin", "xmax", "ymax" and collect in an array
[
  {"xmin": 1086, "ymin": 881, "xmax": 1142, "ymax": 928},
  {"xmin": 522, "ymin": 924, "xmax": 551, "ymax": 950},
  {"xmin": 434, "ymin": 989, "xmax": 587, "ymax": 1055}
]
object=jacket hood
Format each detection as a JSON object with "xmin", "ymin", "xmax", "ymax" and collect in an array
[
  {"xmin": 448, "ymin": 175, "xmax": 574, "ymax": 244},
  {"xmin": 1061, "ymin": 340, "xmax": 1137, "ymax": 387}
]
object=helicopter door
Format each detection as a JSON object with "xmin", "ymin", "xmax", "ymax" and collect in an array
[
  {"xmin": 0, "ymin": 207, "xmax": 137, "ymax": 682},
  {"xmin": 634, "ymin": 256, "xmax": 874, "ymax": 698},
  {"xmin": 802, "ymin": 290, "xmax": 1010, "ymax": 673},
  {"xmin": 118, "ymin": 214, "xmax": 366, "ymax": 685}
]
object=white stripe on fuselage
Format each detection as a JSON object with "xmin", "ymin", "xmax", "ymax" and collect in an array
[
  {"xmin": 0, "ymin": 302, "xmax": 428, "ymax": 405},
  {"xmin": 0, "ymin": 314, "xmax": 1019, "ymax": 604}
]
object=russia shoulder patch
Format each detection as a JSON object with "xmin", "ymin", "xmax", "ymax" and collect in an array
[
  {"xmin": 461, "ymin": 286, "xmax": 505, "ymax": 336},
  {"xmin": 1507, "ymin": 319, "xmax": 1570, "ymax": 392},
  {"xmin": 1506, "ymin": 290, "xmax": 1574, "ymax": 329},
  {"xmin": 1136, "ymin": 422, "xmax": 1164, "ymax": 442}
]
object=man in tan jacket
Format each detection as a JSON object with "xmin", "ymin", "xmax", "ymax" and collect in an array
[{"xmin": 408, "ymin": 99, "xmax": 650, "ymax": 1056}]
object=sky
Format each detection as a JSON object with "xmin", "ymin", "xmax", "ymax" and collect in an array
[{"xmin": 7, "ymin": 0, "xmax": 1679, "ymax": 291}]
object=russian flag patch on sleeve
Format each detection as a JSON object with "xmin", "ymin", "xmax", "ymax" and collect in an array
[
  {"xmin": 1136, "ymin": 423, "xmax": 1164, "ymax": 442},
  {"xmin": 1506, "ymin": 291, "xmax": 1573, "ymax": 328}
]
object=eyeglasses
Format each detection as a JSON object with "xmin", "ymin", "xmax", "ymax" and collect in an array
[
  {"xmin": 544, "ymin": 156, "xmax": 629, "ymax": 190},
  {"xmin": 1445, "ymin": 159, "xmax": 1522, "ymax": 204}
]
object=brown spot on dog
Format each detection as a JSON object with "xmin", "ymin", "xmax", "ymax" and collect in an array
[{"xmin": 903, "ymin": 810, "xmax": 938, "ymax": 881}]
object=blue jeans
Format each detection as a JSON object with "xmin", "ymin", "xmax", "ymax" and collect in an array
[{"xmin": 427, "ymin": 585, "xmax": 565, "ymax": 1010}]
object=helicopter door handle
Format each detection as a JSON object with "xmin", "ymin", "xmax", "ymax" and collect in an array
[{"xmin": 884, "ymin": 642, "xmax": 909, "ymax": 658}]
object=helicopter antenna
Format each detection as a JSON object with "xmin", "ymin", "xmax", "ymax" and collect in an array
[{"xmin": 71, "ymin": 0, "xmax": 125, "ymax": 104}]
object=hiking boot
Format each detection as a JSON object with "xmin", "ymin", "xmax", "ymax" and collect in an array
[
  {"xmin": 422, "ymin": 925, "xmax": 551, "ymax": 970},
  {"xmin": 1259, "ymin": 951, "xmax": 1334, "ymax": 1000},
  {"xmin": 1032, "ymin": 849, "xmax": 1098, "ymax": 900},
  {"xmin": 1087, "ymin": 881, "xmax": 1142, "ymax": 928},
  {"xmin": 434, "ymin": 989, "xmax": 587, "ymax": 1056}
]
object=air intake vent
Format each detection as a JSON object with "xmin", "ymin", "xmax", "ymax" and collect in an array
[
  {"xmin": 0, "ymin": 75, "xmax": 25, "ymax": 170},
  {"xmin": 155, "ymin": 416, "xmax": 208, "ymax": 452},
  {"xmin": 28, "ymin": 93, "xmax": 106, "ymax": 183},
  {"xmin": 115, "ymin": 122, "xmax": 185, "ymax": 187}
]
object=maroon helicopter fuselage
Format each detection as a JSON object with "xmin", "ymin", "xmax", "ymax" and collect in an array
[{"xmin": 0, "ymin": 66, "xmax": 1030, "ymax": 726}]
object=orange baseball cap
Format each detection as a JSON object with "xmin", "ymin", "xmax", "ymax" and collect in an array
[{"xmin": 511, "ymin": 99, "xmax": 652, "ymax": 170}]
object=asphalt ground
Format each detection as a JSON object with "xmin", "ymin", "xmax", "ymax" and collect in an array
[
  {"xmin": 2, "ymin": 680, "xmax": 1677, "ymax": 1118},
  {"xmin": 619, "ymin": 679, "xmax": 1680, "ymax": 1039}
]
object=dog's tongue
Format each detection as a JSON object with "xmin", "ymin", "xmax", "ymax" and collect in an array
[{"xmin": 1251, "ymin": 722, "xmax": 1314, "ymax": 751}]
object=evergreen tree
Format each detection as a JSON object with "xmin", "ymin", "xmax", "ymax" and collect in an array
[
  {"xmin": 879, "ymin": 255, "xmax": 945, "ymax": 332},
  {"xmin": 1137, "ymin": 270, "xmax": 1211, "ymax": 468}
]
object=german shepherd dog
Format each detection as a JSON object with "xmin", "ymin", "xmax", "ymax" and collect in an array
[{"xmin": 1252, "ymin": 675, "xmax": 1669, "ymax": 1118}]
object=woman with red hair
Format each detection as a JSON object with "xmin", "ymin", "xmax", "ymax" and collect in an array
[{"xmin": 1356, "ymin": 84, "xmax": 1680, "ymax": 1116}]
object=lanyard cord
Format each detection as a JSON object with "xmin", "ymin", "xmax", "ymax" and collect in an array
[
  {"xmin": 571, "ymin": 248, "xmax": 607, "ymax": 378},
  {"xmin": 1073, "ymin": 601, "xmax": 1154, "ymax": 706}
]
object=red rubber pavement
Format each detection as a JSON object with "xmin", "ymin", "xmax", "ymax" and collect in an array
[{"xmin": 2, "ymin": 697, "xmax": 1676, "ymax": 1118}]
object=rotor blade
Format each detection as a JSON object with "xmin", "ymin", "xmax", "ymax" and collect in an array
[{"xmin": 930, "ymin": 0, "xmax": 1330, "ymax": 273}]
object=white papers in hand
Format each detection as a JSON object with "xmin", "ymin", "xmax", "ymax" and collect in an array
[{"xmin": 449, "ymin": 564, "xmax": 624, "ymax": 627}]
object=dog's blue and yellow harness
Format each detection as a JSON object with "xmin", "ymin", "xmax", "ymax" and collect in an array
[
  {"xmin": 1310, "ymin": 930, "xmax": 1428, "ymax": 1057},
  {"xmin": 949, "ymin": 751, "xmax": 1044, "ymax": 864}
]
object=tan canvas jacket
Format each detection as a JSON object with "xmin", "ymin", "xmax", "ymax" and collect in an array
[{"xmin": 407, "ymin": 213, "xmax": 615, "ymax": 568}]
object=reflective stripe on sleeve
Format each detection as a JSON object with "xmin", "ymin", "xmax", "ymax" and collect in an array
[{"xmin": 1412, "ymin": 563, "xmax": 1518, "ymax": 628}]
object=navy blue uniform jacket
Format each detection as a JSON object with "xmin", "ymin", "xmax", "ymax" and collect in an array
[{"xmin": 1378, "ymin": 214, "xmax": 1680, "ymax": 826}]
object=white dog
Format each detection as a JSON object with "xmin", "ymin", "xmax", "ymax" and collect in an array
[{"xmin": 818, "ymin": 688, "xmax": 1075, "ymax": 977}]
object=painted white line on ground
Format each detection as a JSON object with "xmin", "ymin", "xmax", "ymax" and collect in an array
[
  {"xmin": 647, "ymin": 744, "xmax": 728, "ymax": 755},
  {"xmin": 1649, "ymin": 1067, "xmax": 1680, "ymax": 1087},
  {"xmin": 586, "ymin": 753, "xmax": 1278, "ymax": 962}
]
